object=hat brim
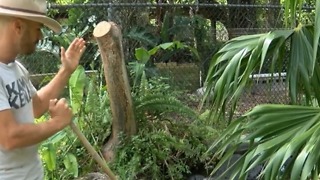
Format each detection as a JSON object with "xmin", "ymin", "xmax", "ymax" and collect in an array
[{"xmin": 0, "ymin": 7, "xmax": 62, "ymax": 33}]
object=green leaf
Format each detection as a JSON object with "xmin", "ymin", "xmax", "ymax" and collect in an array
[
  {"xmin": 42, "ymin": 143, "xmax": 56, "ymax": 171},
  {"xmin": 160, "ymin": 11, "xmax": 171, "ymax": 42},
  {"xmin": 85, "ymin": 78, "xmax": 98, "ymax": 113},
  {"xmin": 159, "ymin": 42, "xmax": 175, "ymax": 50},
  {"xmin": 209, "ymin": 104, "xmax": 320, "ymax": 179},
  {"xmin": 135, "ymin": 47, "xmax": 150, "ymax": 64},
  {"xmin": 300, "ymin": 128, "xmax": 320, "ymax": 180},
  {"xmin": 42, "ymin": 131, "xmax": 67, "ymax": 146},
  {"xmin": 313, "ymin": 0, "xmax": 320, "ymax": 74},
  {"xmin": 203, "ymin": 29, "xmax": 294, "ymax": 120},
  {"xmin": 69, "ymin": 65, "xmax": 86, "ymax": 114},
  {"xmin": 148, "ymin": 46, "xmax": 160, "ymax": 56},
  {"xmin": 288, "ymin": 26, "xmax": 313, "ymax": 103},
  {"xmin": 130, "ymin": 62, "xmax": 146, "ymax": 91},
  {"xmin": 260, "ymin": 30, "xmax": 293, "ymax": 73},
  {"xmin": 283, "ymin": 0, "xmax": 304, "ymax": 28},
  {"xmin": 63, "ymin": 153, "xmax": 79, "ymax": 178}
]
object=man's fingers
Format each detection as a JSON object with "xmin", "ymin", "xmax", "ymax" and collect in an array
[
  {"xmin": 60, "ymin": 47, "xmax": 66, "ymax": 59},
  {"xmin": 70, "ymin": 37, "xmax": 79, "ymax": 46},
  {"xmin": 58, "ymin": 98, "xmax": 67, "ymax": 103},
  {"xmin": 79, "ymin": 45, "xmax": 86, "ymax": 55},
  {"xmin": 76, "ymin": 42, "xmax": 85, "ymax": 53},
  {"xmin": 65, "ymin": 103, "xmax": 69, "ymax": 109},
  {"xmin": 70, "ymin": 38, "xmax": 81, "ymax": 49},
  {"xmin": 65, "ymin": 38, "xmax": 86, "ymax": 54},
  {"xmin": 75, "ymin": 38, "xmax": 84, "ymax": 45},
  {"xmin": 49, "ymin": 99, "xmax": 58, "ymax": 107},
  {"xmin": 50, "ymin": 98, "xmax": 66, "ymax": 107}
]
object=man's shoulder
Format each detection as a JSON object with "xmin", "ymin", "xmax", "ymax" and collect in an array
[
  {"xmin": 14, "ymin": 60, "xmax": 30, "ymax": 76},
  {"xmin": 15, "ymin": 60, "xmax": 27, "ymax": 70}
]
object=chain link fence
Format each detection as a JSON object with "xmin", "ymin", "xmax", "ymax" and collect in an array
[{"xmin": 22, "ymin": 2, "xmax": 313, "ymax": 114}]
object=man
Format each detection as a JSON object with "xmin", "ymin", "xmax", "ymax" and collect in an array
[{"xmin": 0, "ymin": 0, "xmax": 87, "ymax": 179}]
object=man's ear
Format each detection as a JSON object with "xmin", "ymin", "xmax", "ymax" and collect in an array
[{"xmin": 12, "ymin": 18, "xmax": 24, "ymax": 35}]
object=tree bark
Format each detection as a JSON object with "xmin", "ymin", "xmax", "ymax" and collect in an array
[{"xmin": 93, "ymin": 21, "xmax": 136, "ymax": 162}]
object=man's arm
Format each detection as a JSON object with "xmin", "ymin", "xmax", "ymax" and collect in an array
[
  {"xmin": 33, "ymin": 68, "xmax": 71, "ymax": 118},
  {"xmin": 33, "ymin": 38, "xmax": 86, "ymax": 118},
  {"xmin": 0, "ymin": 99, "xmax": 72, "ymax": 150}
]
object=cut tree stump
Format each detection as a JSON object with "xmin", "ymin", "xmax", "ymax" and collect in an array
[{"xmin": 93, "ymin": 21, "xmax": 136, "ymax": 162}]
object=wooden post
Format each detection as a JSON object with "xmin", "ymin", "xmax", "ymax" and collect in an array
[{"xmin": 93, "ymin": 21, "xmax": 136, "ymax": 162}]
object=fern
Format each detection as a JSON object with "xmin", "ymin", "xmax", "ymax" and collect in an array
[
  {"xmin": 112, "ymin": 117, "xmax": 217, "ymax": 180},
  {"xmin": 135, "ymin": 94, "xmax": 198, "ymax": 121}
]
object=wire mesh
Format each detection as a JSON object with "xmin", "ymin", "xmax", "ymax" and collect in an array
[{"xmin": 23, "ymin": 2, "xmax": 310, "ymax": 115}]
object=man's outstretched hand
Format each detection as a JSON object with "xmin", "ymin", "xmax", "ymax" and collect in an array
[{"xmin": 60, "ymin": 38, "xmax": 86, "ymax": 74}]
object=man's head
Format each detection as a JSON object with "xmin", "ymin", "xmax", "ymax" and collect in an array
[
  {"xmin": 14, "ymin": 18, "xmax": 43, "ymax": 55},
  {"xmin": 0, "ymin": 0, "xmax": 61, "ymax": 33},
  {"xmin": 0, "ymin": 0, "xmax": 61, "ymax": 57},
  {"xmin": 0, "ymin": 16, "xmax": 43, "ymax": 56}
]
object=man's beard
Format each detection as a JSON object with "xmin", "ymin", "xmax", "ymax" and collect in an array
[{"xmin": 21, "ymin": 41, "xmax": 38, "ymax": 55}]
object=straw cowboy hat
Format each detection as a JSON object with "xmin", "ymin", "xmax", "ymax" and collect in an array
[{"xmin": 0, "ymin": 0, "xmax": 61, "ymax": 33}]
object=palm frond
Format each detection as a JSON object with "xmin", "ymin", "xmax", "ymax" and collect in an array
[
  {"xmin": 205, "ymin": 2, "xmax": 320, "ymax": 180},
  {"xmin": 208, "ymin": 104, "xmax": 320, "ymax": 180},
  {"xmin": 284, "ymin": 0, "xmax": 305, "ymax": 28},
  {"xmin": 288, "ymin": 25, "xmax": 314, "ymax": 103},
  {"xmin": 313, "ymin": 0, "xmax": 320, "ymax": 73},
  {"xmin": 202, "ymin": 29, "xmax": 294, "ymax": 120}
]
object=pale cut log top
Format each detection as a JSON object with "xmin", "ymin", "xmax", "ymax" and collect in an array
[{"xmin": 93, "ymin": 21, "xmax": 112, "ymax": 37}]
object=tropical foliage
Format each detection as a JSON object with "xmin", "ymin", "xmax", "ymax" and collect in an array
[
  {"xmin": 38, "ymin": 66, "xmax": 112, "ymax": 179},
  {"xmin": 36, "ymin": 40, "xmax": 218, "ymax": 179},
  {"xmin": 203, "ymin": 0, "xmax": 320, "ymax": 179},
  {"xmin": 28, "ymin": 0, "xmax": 320, "ymax": 179},
  {"xmin": 108, "ymin": 42, "xmax": 217, "ymax": 179}
]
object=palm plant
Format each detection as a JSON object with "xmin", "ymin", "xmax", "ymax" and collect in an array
[{"xmin": 202, "ymin": 1, "xmax": 320, "ymax": 179}]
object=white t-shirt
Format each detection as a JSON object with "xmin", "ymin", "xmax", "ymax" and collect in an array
[{"xmin": 0, "ymin": 61, "xmax": 44, "ymax": 180}]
